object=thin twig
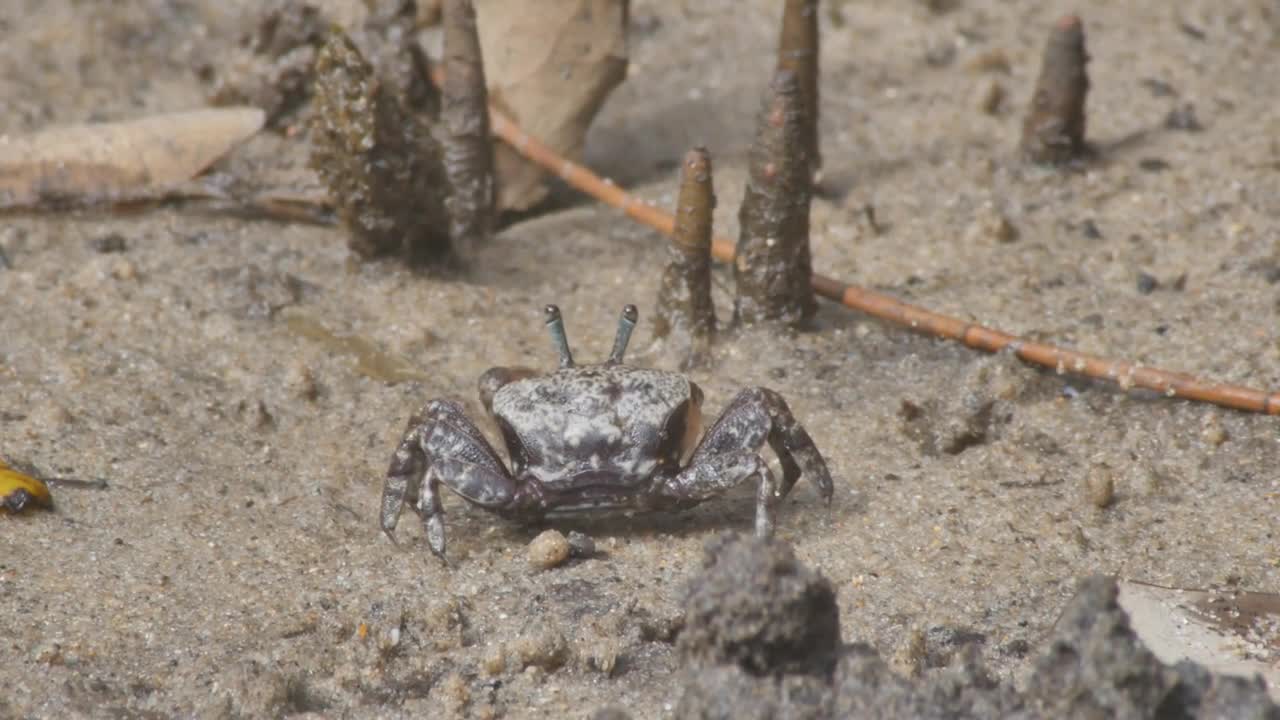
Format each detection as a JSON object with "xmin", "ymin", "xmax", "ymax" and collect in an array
[{"xmin": 433, "ymin": 68, "xmax": 1280, "ymax": 415}]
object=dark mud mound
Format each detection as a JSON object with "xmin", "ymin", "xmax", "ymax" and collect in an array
[
  {"xmin": 677, "ymin": 534, "xmax": 840, "ymax": 678},
  {"xmin": 1026, "ymin": 575, "xmax": 1280, "ymax": 720},
  {"xmin": 653, "ymin": 535, "xmax": 1278, "ymax": 720}
]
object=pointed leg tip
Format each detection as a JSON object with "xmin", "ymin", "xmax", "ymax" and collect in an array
[{"xmin": 428, "ymin": 540, "xmax": 452, "ymax": 567}]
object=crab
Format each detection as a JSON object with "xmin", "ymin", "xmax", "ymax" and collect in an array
[{"xmin": 379, "ymin": 304, "xmax": 834, "ymax": 560}]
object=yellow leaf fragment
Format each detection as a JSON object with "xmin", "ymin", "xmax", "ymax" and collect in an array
[
  {"xmin": 0, "ymin": 459, "xmax": 52, "ymax": 513},
  {"xmin": 0, "ymin": 107, "xmax": 265, "ymax": 209}
]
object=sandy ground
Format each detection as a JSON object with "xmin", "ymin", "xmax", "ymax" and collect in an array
[{"xmin": 2, "ymin": 0, "xmax": 1278, "ymax": 717}]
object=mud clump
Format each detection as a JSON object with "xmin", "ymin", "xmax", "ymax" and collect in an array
[
  {"xmin": 679, "ymin": 664, "xmax": 832, "ymax": 719},
  {"xmin": 310, "ymin": 29, "xmax": 452, "ymax": 264},
  {"xmin": 825, "ymin": 645, "xmax": 1020, "ymax": 719},
  {"xmin": 677, "ymin": 534, "xmax": 840, "ymax": 678},
  {"xmin": 665, "ymin": 543, "xmax": 1280, "ymax": 720},
  {"xmin": 1026, "ymin": 575, "xmax": 1280, "ymax": 719},
  {"xmin": 511, "ymin": 627, "xmax": 570, "ymax": 672}
]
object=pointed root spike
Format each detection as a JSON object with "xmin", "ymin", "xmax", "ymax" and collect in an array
[
  {"xmin": 1020, "ymin": 15, "xmax": 1090, "ymax": 165},
  {"xmin": 441, "ymin": 0, "xmax": 496, "ymax": 255},
  {"xmin": 733, "ymin": 69, "xmax": 816, "ymax": 328},
  {"xmin": 655, "ymin": 146, "xmax": 718, "ymax": 353},
  {"xmin": 777, "ymin": 0, "xmax": 821, "ymax": 181}
]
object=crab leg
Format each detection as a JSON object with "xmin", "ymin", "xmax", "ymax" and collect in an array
[
  {"xmin": 381, "ymin": 399, "xmax": 516, "ymax": 560},
  {"xmin": 660, "ymin": 450, "xmax": 779, "ymax": 537},
  {"xmin": 688, "ymin": 387, "xmax": 833, "ymax": 502}
]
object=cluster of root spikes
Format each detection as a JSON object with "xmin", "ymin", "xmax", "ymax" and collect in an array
[{"xmin": 417, "ymin": 3, "xmax": 1279, "ymax": 416}]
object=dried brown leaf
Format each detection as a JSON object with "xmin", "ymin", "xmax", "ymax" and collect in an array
[
  {"xmin": 0, "ymin": 108, "xmax": 265, "ymax": 209},
  {"xmin": 1118, "ymin": 580, "xmax": 1280, "ymax": 701},
  {"xmin": 475, "ymin": 0, "xmax": 628, "ymax": 211}
]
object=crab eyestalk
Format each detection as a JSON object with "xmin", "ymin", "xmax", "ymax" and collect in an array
[
  {"xmin": 544, "ymin": 305, "xmax": 575, "ymax": 368},
  {"xmin": 608, "ymin": 305, "xmax": 640, "ymax": 364}
]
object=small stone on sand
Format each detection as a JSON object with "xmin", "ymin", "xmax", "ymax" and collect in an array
[{"xmin": 528, "ymin": 529, "xmax": 571, "ymax": 569}]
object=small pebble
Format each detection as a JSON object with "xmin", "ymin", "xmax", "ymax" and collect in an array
[
  {"xmin": 513, "ymin": 628, "xmax": 569, "ymax": 671},
  {"xmin": 890, "ymin": 626, "xmax": 927, "ymax": 678},
  {"xmin": 383, "ymin": 625, "xmax": 401, "ymax": 651},
  {"xmin": 965, "ymin": 203, "xmax": 1018, "ymax": 244},
  {"xmin": 437, "ymin": 672, "xmax": 469, "ymax": 715},
  {"xmin": 482, "ymin": 644, "xmax": 506, "ymax": 676},
  {"xmin": 567, "ymin": 530, "xmax": 596, "ymax": 558},
  {"xmin": 90, "ymin": 233, "xmax": 128, "ymax": 254},
  {"xmin": 1138, "ymin": 157, "xmax": 1170, "ymax": 173},
  {"xmin": 33, "ymin": 641, "xmax": 65, "ymax": 666},
  {"xmin": 285, "ymin": 361, "xmax": 320, "ymax": 401},
  {"xmin": 111, "ymin": 258, "xmax": 138, "ymax": 281},
  {"xmin": 240, "ymin": 399, "xmax": 276, "ymax": 430},
  {"xmin": 579, "ymin": 634, "xmax": 621, "ymax": 676},
  {"xmin": 975, "ymin": 78, "xmax": 1005, "ymax": 115},
  {"xmin": 1200, "ymin": 415, "xmax": 1228, "ymax": 447},
  {"xmin": 1085, "ymin": 465, "xmax": 1115, "ymax": 509},
  {"xmin": 528, "ymin": 529, "xmax": 571, "ymax": 569},
  {"xmin": 1136, "ymin": 272, "xmax": 1158, "ymax": 295},
  {"xmin": 1164, "ymin": 103, "xmax": 1203, "ymax": 132},
  {"xmin": 1140, "ymin": 77, "xmax": 1177, "ymax": 98},
  {"xmin": 965, "ymin": 48, "xmax": 1011, "ymax": 74}
]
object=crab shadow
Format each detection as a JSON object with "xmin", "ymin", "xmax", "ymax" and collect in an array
[{"xmin": 441, "ymin": 480, "xmax": 863, "ymax": 557}]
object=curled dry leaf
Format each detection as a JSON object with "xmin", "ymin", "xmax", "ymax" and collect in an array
[
  {"xmin": 475, "ymin": 0, "xmax": 628, "ymax": 211},
  {"xmin": 0, "ymin": 108, "xmax": 265, "ymax": 210}
]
